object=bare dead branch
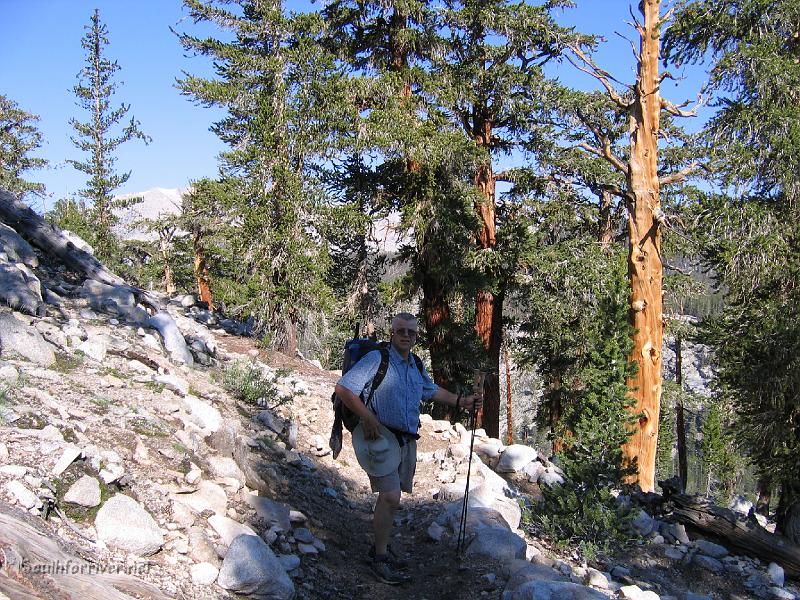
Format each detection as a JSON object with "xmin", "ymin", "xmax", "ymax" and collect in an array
[
  {"xmin": 565, "ymin": 45, "xmax": 631, "ymax": 109},
  {"xmin": 661, "ymin": 95, "xmax": 704, "ymax": 117},
  {"xmin": 659, "ymin": 162, "xmax": 702, "ymax": 186}
]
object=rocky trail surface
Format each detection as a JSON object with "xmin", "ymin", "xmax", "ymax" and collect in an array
[{"xmin": 1, "ymin": 191, "xmax": 799, "ymax": 599}]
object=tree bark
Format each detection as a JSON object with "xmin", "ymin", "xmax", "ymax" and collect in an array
[
  {"xmin": 504, "ymin": 344, "xmax": 513, "ymax": 445},
  {"xmin": 422, "ymin": 263, "xmax": 455, "ymax": 420},
  {"xmin": 598, "ymin": 187, "xmax": 615, "ymax": 248},
  {"xmin": 621, "ymin": 0, "xmax": 664, "ymax": 493},
  {"xmin": 756, "ymin": 476, "xmax": 772, "ymax": 517},
  {"xmin": 676, "ymin": 336, "xmax": 688, "ymax": 491},
  {"xmin": 473, "ymin": 159, "xmax": 502, "ymax": 438},
  {"xmin": 192, "ymin": 232, "xmax": 213, "ymax": 310}
]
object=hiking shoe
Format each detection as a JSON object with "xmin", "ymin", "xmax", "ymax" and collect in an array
[
  {"xmin": 369, "ymin": 555, "xmax": 410, "ymax": 585},
  {"xmin": 368, "ymin": 545, "xmax": 409, "ymax": 568}
]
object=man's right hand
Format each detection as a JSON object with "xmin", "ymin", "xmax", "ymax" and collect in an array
[{"xmin": 360, "ymin": 411, "xmax": 381, "ymax": 440}]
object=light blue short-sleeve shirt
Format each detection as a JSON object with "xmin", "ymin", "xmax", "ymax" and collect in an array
[{"xmin": 337, "ymin": 344, "xmax": 438, "ymax": 434}]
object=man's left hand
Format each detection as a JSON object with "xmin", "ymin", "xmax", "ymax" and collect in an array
[{"xmin": 461, "ymin": 393, "xmax": 483, "ymax": 411}]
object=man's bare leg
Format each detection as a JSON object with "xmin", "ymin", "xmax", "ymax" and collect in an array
[{"xmin": 373, "ymin": 489, "xmax": 401, "ymax": 555}]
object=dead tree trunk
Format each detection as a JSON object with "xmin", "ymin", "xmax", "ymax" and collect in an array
[
  {"xmin": 676, "ymin": 336, "xmax": 688, "ymax": 491},
  {"xmin": 620, "ymin": 0, "xmax": 665, "ymax": 493},
  {"xmin": 192, "ymin": 232, "xmax": 213, "ymax": 310},
  {"xmin": 504, "ymin": 344, "xmax": 513, "ymax": 445},
  {"xmin": 671, "ymin": 493, "xmax": 800, "ymax": 578},
  {"xmin": 0, "ymin": 189, "xmax": 160, "ymax": 313}
]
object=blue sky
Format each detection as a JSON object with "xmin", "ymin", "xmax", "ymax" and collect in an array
[{"xmin": 1, "ymin": 1, "xmax": 709, "ymax": 212}]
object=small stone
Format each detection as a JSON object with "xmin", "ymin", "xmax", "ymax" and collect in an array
[
  {"xmin": 94, "ymin": 494, "xmax": 164, "ymax": 555},
  {"xmin": 5, "ymin": 480, "xmax": 37, "ymax": 508},
  {"xmin": 695, "ymin": 539, "xmax": 729, "ymax": 559},
  {"xmin": 297, "ymin": 543, "xmax": 318, "ymax": 555},
  {"xmin": 0, "ymin": 465, "xmax": 28, "ymax": 478},
  {"xmin": 190, "ymin": 562, "xmax": 219, "ymax": 585},
  {"xmin": 693, "ymin": 554, "xmax": 724, "ymax": 573},
  {"xmin": 585, "ymin": 568, "xmax": 609, "ymax": 589},
  {"xmin": 63, "ymin": 475, "xmax": 101, "ymax": 508},
  {"xmin": 0, "ymin": 442, "xmax": 9, "ymax": 462},
  {"xmin": 52, "ymin": 446, "xmax": 82, "ymax": 476},
  {"xmin": 289, "ymin": 510, "xmax": 307, "ymax": 523},
  {"xmin": 427, "ymin": 521, "xmax": 445, "ymax": 542},
  {"xmin": 767, "ymin": 562, "xmax": 785, "ymax": 587},
  {"xmin": 292, "ymin": 528, "xmax": 315, "ymax": 544},
  {"xmin": 208, "ymin": 514, "xmax": 257, "ymax": 547}
]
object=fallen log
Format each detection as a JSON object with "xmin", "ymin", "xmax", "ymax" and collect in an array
[
  {"xmin": 671, "ymin": 493, "xmax": 800, "ymax": 578},
  {"xmin": 0, "ymin": 189, "xmax": 163, "ymax": 313},
  {"xmin": 0, "ymin": 502, "xmax": 169, "ymax": 600}
]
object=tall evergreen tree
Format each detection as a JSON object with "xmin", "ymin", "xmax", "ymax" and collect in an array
[
  {"xmin": 665, "ymin": 0, "xmax": 800, "ymax": 538},
  {"xmin": 0, "ymin": 95, "xmax": 47, "ymax": 200},
  {"xmin": 176, "ymin": 1, "xmax": 339, "ymax": 352},
  {"xmin": 428, "ymin": 0, "xmax": 585, "ymax": 437},
  {"xmin": 68, "ymin": 9, "xmax": 150, "ymax": 263}
]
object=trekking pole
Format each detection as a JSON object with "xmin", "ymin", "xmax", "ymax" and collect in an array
[{"xmin": 456, "ymin": 370, "xmax": 486, "ymax": 557}]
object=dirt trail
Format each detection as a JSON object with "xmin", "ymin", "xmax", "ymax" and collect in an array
[{"xmin": 219, "ymin": 335, "xmax": 505, "ymax": 599}]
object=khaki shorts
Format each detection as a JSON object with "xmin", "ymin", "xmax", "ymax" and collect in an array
[{"xmin": 368, "ymin": 438, "xmax": 416, "ymax": 494}]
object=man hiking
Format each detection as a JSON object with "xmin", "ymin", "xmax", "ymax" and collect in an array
[{"xmin": 334, "ymin": 312, "xmax": 482, "ymax": 585}]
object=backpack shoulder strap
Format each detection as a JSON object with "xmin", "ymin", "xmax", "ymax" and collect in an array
[
  {"xmin": 411, "ymin": 353, "xmax": 423, "ymax": 375},
  {"xmin": 364, "ymin": 348, "xmax": 390, "ymax": 408}
]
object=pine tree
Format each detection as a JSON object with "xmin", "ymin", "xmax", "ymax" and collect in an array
[
  {"xmin": 0, "ymin": 95, "xmax": 47, "ymax": 200},
  {"xmin": 665, "ymin": 0, "xmax": 800, "ymax": 538},
  {"xmin": 176, "ymin": 1, "xmax": 338, "ymax": 353},
  {"xmin": 68, "ymin": 9, "xmax": 150, "ymax": 263},
  {"xmin": 428, "ymin": 0, "xmax": 585, "ymax": 437}
]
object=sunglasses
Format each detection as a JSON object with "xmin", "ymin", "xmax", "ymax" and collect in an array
[{"xmin": 394, "ymin": 327, "xmax": 418, "ymax": 338}]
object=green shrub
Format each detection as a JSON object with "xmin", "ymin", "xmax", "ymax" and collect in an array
[{"xmin": 222, "ymin": 360, "xmax": 286, "ymax": 408}]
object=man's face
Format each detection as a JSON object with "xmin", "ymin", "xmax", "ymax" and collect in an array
[{"xmin": 391, "ymin": 319, "xmax": 418, "ymax": 353}]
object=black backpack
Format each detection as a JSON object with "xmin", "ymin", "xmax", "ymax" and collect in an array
[{"xmin": 328, "ymin": 337, "xmax": 423, "ymax": 459}]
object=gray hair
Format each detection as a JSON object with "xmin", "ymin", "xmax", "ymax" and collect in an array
[{"xmin": 391, "ymin": 313, "xmax": 417, "ymax": 330}]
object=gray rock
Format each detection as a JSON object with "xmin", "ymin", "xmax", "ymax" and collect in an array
[
  {"xmin": 208, "ymin": 514, "xmax": 257, "ymax": 547},
  {"xmin": 5, "ymin": 480, "xmax": 38, "ymax": 509},
  {"xmin": 0, "ymin": 312, "xmax": 55, "ymax": 366},
  {"xmin": 496, "ymin": 444, "xmax": 538, "ymax": 473},
  {"xmin": 0, "ymin": 263, "xmax": 43, "ymax": 316},
  {"xmin": 155, "ymin": 373, "xmax": 189, "ymax": 397},
  {"xmin": 190, "ymin": 562, "xmax": 219, "ymax": 585},
  {"xmin": 51, "ymin": 446, "xmax": 82, "ymax": 476},
  {"xmin": 94, "ymin": 494, "xmax": 164, "ymax": 555},
  {"xmin": 428, "ymin": 521, "xmax": 445, "ymax": 541},
  {"xmin": 173, "ymin": 480, "xmax": 228, "ymax": 514},
  {"xmin": 584, "ymin": 568, "xmax": 609, "ymax": 589},
  {"xmin": 685, "ymin": 594, "xmax": 713, "ymax": 600},
  {"xmin": 539, "ymin": 469, "xmax": 565, "ymax": 487},
  {"xmin": 80, "ymin": 279, "xmax": 148, "ymax": 324},
  {"xmin": 183, "ymin": 395, "xmax": 222, "ymax": 432},
  {"xmin": 767, "ymin": 562, "xmax": 785, "ymax": 587},
  {"xmin": 0, "ymin": 360, "xmax": 19, "ymax": 384},
  {"xmin": 692, "ymin": 554, "xmax": 724, "ymax": 573},
  {"xmin": 289, "ymin": 527, "xmax": 310, "ymax": 544},
  {"xmin": 671, "ymin": 522, "xmax": 691, "ymax": 544},
  {"xmin": 465, "ymin": 527, "xmax": 526, "ymax": 560},
  {"xmin": 63, "ymin": 475, "xmax": 101, "ymax": 508},
  {"xmin": 77, "ymin": 335, "xmax": 110, "ymax": 362},
  {"xmin": 509, "ymin": 580, "xmax": 608, "ymax": 600},
  {"xmin": 276, "ymin": 554, "xmax": 301, "ymax": 572},
  {"xmin": 769, "ymin": 587, "xmax": 796, "ymax": 599},
  {"xmin": 217, "ymin": 534, "xmax": 294, "ymax": 599},
  {"xmin": 208, "ymin": 456, "xmax": 245, "ymax": 484},
  {"xmin": 695, "ymin": 539, "xmax": 729, "ymax": 558},
  {"xmin": 245, "ymin": 495, "xmax": 291, "ymax": 531},
  {"xmin": 188, "ymin": 526, "xmax": 219, "ymax": 565},
  {"xmin": 632, "ymin": 509, "xmax": 656, "ymax": 536}
]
